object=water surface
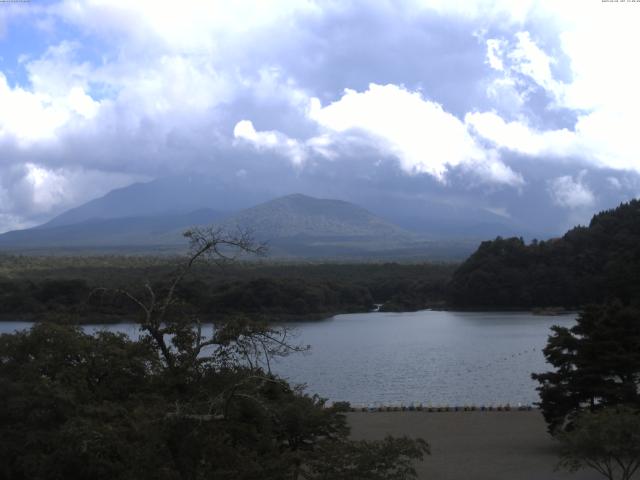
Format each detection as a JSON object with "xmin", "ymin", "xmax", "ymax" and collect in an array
[{"xmin": 0, "ymin": 310, "xmax": 575, "ymax": 406}]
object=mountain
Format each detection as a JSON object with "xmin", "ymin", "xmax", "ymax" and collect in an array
[
  {"xmin": 0, "ymin": 193, "xmax": 476, "ymax": 259},
  {"xmin": 217, "ymin": 194, "xmax": 451, "ymax": 258},
  {"xmin": 40, "ymin": 176, "xmax": 270, "ymax": 229},
  {"xmin": 0, "ymin": 209, "xmax": 227, "ymax": 249},
  {"xmin": 33, "ymin": 175, "xmax": 552, "ymax": 239},
  {"xmin": 222, "ymin": 194, "xmax": 411, "ymax": 239}
]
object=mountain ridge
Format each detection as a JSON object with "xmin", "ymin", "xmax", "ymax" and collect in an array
[
  {"xmin": 0, "ymin": 193, "xmax": 471, "ymax": 258},
  {"xmin": 221, "ymin": 193, "xmax": 414, "ymax": 240}
]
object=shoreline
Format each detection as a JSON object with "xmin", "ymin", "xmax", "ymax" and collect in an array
[
  {"xmin": 342, "ymin": 404, "xmax": 536, "ymax": 412},
  {"xmin": 0, "ymin": 306, "xmax": 578, "ymax": 325}
]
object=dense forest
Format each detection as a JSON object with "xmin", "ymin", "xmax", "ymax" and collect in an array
[
  {"xmin": 449, "ymin": 199, "xmax": 640, "ymax": 309},
  {"xmin": 0, "ymin": 258, "xmax": 454, "ymax": 322}
]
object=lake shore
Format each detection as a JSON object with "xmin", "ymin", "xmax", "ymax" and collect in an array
[
  {"xmin": 0, "ymin": 310, "xmax": 346, "ymax": 324},
  {"xmin": 347, "ymin": 411, "xmax": 601, "ymax": 480},
  {"xmin": 0, "ymin": 307, "xmax": 579, "ymax": 324}
]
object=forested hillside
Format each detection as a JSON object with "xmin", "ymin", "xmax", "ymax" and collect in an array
[{"xmin": 449, "ymin": 199, "xmax": 640, "ymax": 308}]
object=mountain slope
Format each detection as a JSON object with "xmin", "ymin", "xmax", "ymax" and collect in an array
[
  {"xmin": 41, "ymin": 176, "xmax": 269, "ymax": 229},
  {"xmin": 448, "ymin": 199, "xmax": 640, "ymax": 308},
  {"xmin": 0, "ymin": 193, "xmax": 476, "ymax": 259},
  {"xmin": 222, "ymin": 194, "xmax": 413, "ymax": 240},
  {"xmin": 0, "ymin": 209, "xmax": 227, "ymax": 248}
]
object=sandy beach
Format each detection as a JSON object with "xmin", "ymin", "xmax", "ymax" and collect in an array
[{"xmin": 347, "ymin": 411, "xmax": 604, "ymax": 480}]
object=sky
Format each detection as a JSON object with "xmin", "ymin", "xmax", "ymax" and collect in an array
[{"xmin": 1, "ymin": 0, "xmax": 640, "ymax": 234}]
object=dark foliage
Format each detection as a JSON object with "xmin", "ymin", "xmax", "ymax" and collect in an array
[
  {"xmin": 449, "ymin": 199, "xmax": 640, "ymax": 308},
  {"xmin": 0, "ymin": 324, "xmax": 429, "ymax": 480},
  {"xmin": 0, "ymin": 228, "xmax": 429, "ymax": 479},
  {"xmin": 0, "ymin": 261, "xmax": 455, "ymax": 321},
  {"xmin": 556, "ymin": 406, "xmax": 640, "ymax": 480},
  {"xmin": 532, "ymin": 303, "xmax": 640, "ymax": 434}
]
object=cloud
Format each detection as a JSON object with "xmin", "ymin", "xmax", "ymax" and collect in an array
[
  {"xmin": 233, "ymin": 120, "xmax": 306, "ymax": 165},
  {"xmin": 465, "ymin": 111, "xmax": 576, "ymax": 157},
  {"xmin": 308, "ymin": 84, "xmax": 480, "ymax": 178},
  {"xmin": 0, "ymin": 0, "xmax": 639, "ymax": 234},
  {"xmin": 508, "ymin": 31, "xmax": 560, "ymax": 97},
  {"xmin": 477, "ymin": 6, "xmax": 640, "ymax": 172},
  {"xmin": 548, "ymin": 172, "xmax": 594, "ymax": 209},
  {"xmin": 485, "ymin": 38, "xmax": 506, "ymax": 71},
  {"xmin": 308, "ymin": 83, "xmax": 522, "ymax": 185},
  {"xmin": 0, "ymin": 161, "xmax": 145, "ymax": 227}
]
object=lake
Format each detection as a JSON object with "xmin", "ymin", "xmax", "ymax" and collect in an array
[{"xmin": 0, "ymin": 310, "xmax": 575, "ymax": 406}]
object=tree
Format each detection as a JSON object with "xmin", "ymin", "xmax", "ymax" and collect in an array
[
  {"xmin": 532, "ymin": 303, "xmax": 640, "ymax": 433},
  {"xmin": 449, "ymin": 199, "xmax": 640, "ymax": 309},
  {"xmin": 556, "ymin": 406, "xmax": 640, "ymax": 480},
  {"xmin": 1, "ymin": 227, "xmax": 430, "ymax": 479}
]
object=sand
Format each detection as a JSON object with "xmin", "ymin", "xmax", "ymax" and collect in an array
[{"xmin": 347, "ymin": 411, "xmax": 605, "ymax": 480}]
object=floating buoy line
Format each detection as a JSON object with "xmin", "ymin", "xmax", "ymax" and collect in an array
[{"xmin": 327, "ymin": 403, "xmax": 536, "ymax": 412}]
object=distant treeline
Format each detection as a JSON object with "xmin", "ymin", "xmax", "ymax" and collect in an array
[
  {"xmin": 0, "ymin": 261, "xmax": 455, "ymax": 322},
  {"xmin": 6, "ymin": 199, "xmax": 638, "ymax": 318},
  {"xmin": 449, "ymin": 199, "xmax": 640, "ymax": 309}
]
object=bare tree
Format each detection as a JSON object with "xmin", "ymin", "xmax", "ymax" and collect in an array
[{"xmin": 94, "ymin": 227, "xmax": 306, "ymax": 373}]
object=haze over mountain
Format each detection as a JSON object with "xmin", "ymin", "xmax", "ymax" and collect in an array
[
  {"xmin": 0, "ymin": 209, "xmax": 225, "ymax": 250},
  {"xmin": 8, "ymin": 174, "xmax": 558, "ymax": 239},
  {"xmin": 0, "ymin": 191, "xmax": 479, "ymax": 258},
  {"xmin": 0, "ymin": 168, "xmax": 548, "ymax": 257},
  {"xmin": 40, "ymin": 176, "xmax": 268, "ymax": 229},
  {"xmin": 4, "ymin": 169, "xmax": 640, "ymax": 259}
]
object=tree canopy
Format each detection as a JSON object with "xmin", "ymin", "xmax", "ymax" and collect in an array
[
  {"xmin": 556, "ymin": 406, "xmax": 640, "ymax": 480},
  {"xmin": 0, "ymin": 227, "xmax": 429, "ymax": 479},
  {"xmin": 449, "ymin": 199, "xmax": 640, "ymax": 308},
  {"xmin": 532, "ymin": 303, "xmax": 640, "ymax": 433}
]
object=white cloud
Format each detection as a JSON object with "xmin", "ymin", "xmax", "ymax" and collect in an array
[
  {"xmin": 53, "ymin": 0, "xmax": 320, "ymax": 54},
  {"xmin": 467, "ymin": 107, "xmax": 640, "ymax": 174},
  {"xmin": 546, "ymin": 1, "xmax": 640, "ymax": 113},
  {"xmin": 478, "ymin": 4, "xmax": 640, "ymax": 173},
  {"xmin": 0, "ymin": 41, "xmax": 104, "ymax": 147},
  {"xmin": 462, "ymin": 151, "xmax": 524, "ymax": 187},
  {"xmin": 0, "ymin": 162, "xmax": 142, "ymax": 232},
  {"xmin": 415, "ymin": 0, "xmax": 537, "ymax": 24},
  {"xmin": 548, "ymin": 173, "xmax": 594, "ymax": 209},
  {"xmin": 236, "ymin": 82, "xmax": 526, "ymax": 186},
  {"xmin": 234, "ymin": 120, "xmax": 306, "ymax": 165},
  {"xmin": 465, "ymin": 111, "xmax": 576, "ymax": 157},
  {"xmin": 486, "ymin": 38, "xmax": 506, "ymax": 71},
  {"xmin": 483, "ymin": 30, "xmax": 563, "ymax": 112},
  {"xmin": 0, "ymin": 73, "xmax": 67, "ymax": 144},
  {"xmin": 508, "ymin": 31, "xmax": 560, "ymax": 96},
  {"xmin": 25, "ymin": 41, "xmax": 92, "ymax": 97},
  {"xmin": 573, "ymin": 110, "xmax": 640, "ymax": 172},
  {"xmin": 24, "ymin": 163, "xmax": 70, "ymax": 212},
  {"xmin": 308, "ymin": 83, "xmax": 522, "ymax": 185}
]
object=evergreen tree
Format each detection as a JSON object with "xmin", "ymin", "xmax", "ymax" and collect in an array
[{"xmin": 532, "ymin": 303, "xmax": 640, "ymax": 433}]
